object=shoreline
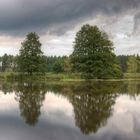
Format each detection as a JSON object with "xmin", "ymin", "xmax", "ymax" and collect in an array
[{"xmin": 0, "ymin": 72, "xmax": 139, "ymax": 82}]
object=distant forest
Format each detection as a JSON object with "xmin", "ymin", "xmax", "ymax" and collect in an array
[
  {"xmin": 118, "ymin": 55, "xmax": 139, "ymax": 73},
  {"xmin": 0, "ymin": 54, "xmax": 70, "ymax": 73},
  {"xmin": 0, "ymin": 54, "xmax": 139, "ymax": 74}
]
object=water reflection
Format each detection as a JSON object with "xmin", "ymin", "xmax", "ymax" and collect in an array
[
  {"xmin": 0, "ymin": 81, "xmax": 139, "ymax": 140},
  {"xmin": 67, "ymin": 83, "xmax": 118, "ymax": 134},
  {"xmin": 15, "ymin": 83, "xmax": 46, "ymax": 125}
]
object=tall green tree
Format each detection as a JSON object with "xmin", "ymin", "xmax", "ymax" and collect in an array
[
  {"xmin": 1, "ymin": 54, "xmax": 14, "ymax": 72},
  {"xmin": 71, "ymin": 24, "xmax": 122, "ymax": 79},
  {"xmin": 117, "ymin": 55, "xmax": 129, "ymax": 72},
  {"xmin": 2, "ymin": 54, "xmax": 9, "ymax": 72},
  {"xmin": 18, "ymin": 32, "xmax": 45, "ymax": 75},
  {"xmin": 52, "ymin": 60, "xmax": 64, "ymax": 73},
  {"xmin": 127, "ymin": 55, "xmax": 138, "ymax": 73},
  {"xmin": 63, "ymin": 56, "xmax": 72, "ymax": 73},
  {"xmin": 136, "ymin": 55, "xmax": 140, "ymax": 73}
]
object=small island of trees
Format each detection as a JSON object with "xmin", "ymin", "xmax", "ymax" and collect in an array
[{"xmin": 0, "ymin": 24, "xmax": 139, "ymax": 80}]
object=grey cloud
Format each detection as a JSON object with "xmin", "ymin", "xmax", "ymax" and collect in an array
[
  {"xmin": 0, "ymin": 0, "xmax": 139, "ymax": 36},
  {"xmin": 133, "ymin": 11, "xmax": 140, "ymax": 35}
]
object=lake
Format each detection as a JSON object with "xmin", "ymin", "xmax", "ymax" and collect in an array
[{"xmin": 0, "ymin": 80, "xmax": 140, "ymax": 140}]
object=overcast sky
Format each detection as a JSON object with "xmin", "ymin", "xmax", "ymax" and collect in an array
[{"xmin": 0, "ymin": 0, "xmax": 140, "ymax": 56}]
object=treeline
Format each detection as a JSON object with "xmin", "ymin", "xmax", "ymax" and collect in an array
[
  {"xmin": 0, "ymin": 53, "xmax": 139, "ymax": 74},
  {"xmin": 0, "ymin": 54, "xmax": 17, "ymax": 72},
  {"xmin": 118, "ymin": 55, "xmax": 140, "ymax": 73},
  {"xmin": 0, "ymin": 54, "xmax": 71, "ymax": 73}
]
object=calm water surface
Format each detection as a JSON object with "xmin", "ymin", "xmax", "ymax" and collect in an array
[{"xmin": 0, "ymin": 81, "xmax": 140, "ymax": 140}]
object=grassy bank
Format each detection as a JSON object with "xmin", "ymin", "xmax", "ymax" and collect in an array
[
  {"xmin": 124, "ymin": 73, "xmax": 140, "ymax": 79},
  {"xmin": 0, "ymin": 72, "xmax": 84, "ymax": 82},
  {"xmin": 0, "ymin": 72, "xmax": 140, "ymax": 82}
]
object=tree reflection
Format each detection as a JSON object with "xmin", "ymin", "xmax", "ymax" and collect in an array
[
  {"xmin": 11, "ymin": 81, "xmax": 123, "ymax": 131},
  {"xmin": 15, "ymin": 82, "xmax": 46, "ymax": 126},
  {"xmin": 127, "ymin": 81, "xmax": 139, "ymax": 98},
  {"xmin": 0, "ymin": 81, "xmax": 14, "ymax": 94},
  {"xmin": 63, "ymin": 82, "xmax": 121, "ymax": 134},
  {"xmin": 47, "ymin": 81, "xmax": 122, "ymax": 134},
  {"xmin": 0, "ymin": 80, "xmax": 140, "ymax": 133}
]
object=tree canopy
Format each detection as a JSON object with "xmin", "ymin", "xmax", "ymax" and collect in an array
[
  {"xmin": 127, "ymin": 55, "xmax": 138, "ymax": 73},
  {"xmin": 18, "ymin": 32, "xmax": 46, "ymax": 75},
  {"xmin": 71, "ymin": 24, "xmax": 122, "ymax": 79},
  {"xmin": 52, "ymin": 60, "xmax": 64, "ymax": 73}
]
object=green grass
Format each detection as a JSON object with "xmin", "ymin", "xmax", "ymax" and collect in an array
[
  {"xmin": 0, "ymin": 72, "xmax": 83, "ymax": 82},
  {"xmin": 124, "ymin": 73, "xmax": 140, "ymax": 79},
  {"xmin": 0, "ymin": 72, "xmax": 140, "ymax": 82},
  {"xmin": 45, "ymin": 73, "xmax": 83, "ymax": 81}
]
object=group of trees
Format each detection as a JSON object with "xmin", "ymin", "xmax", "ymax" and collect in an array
[
  {"xmin": 0, "ymin": 54, "xmax": 17, "ymax": 72},
  {"xmin": 0, "ymin": 24, "xmax": 138, "ymax": 79},
  {"xmin": 118, "ymin": 55, "xmax": 140, "ymax": 73},
  {"xmin": 0, "ymin": 55, "xmax": 70, "ymax": 73}
]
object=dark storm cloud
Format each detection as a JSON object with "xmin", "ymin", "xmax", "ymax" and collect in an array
[{"xmin": 0, "ymin": 0, "xmax": 140, "ymax": 36}]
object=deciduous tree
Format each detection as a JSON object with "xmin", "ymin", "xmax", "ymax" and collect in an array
[
  {"xmin": 71, "ymin": 24, "xmax": 122, "ymax": 79},
  {"xmin": 18, "ymin": 32, "xmax": 45, "ymax": 75}
]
